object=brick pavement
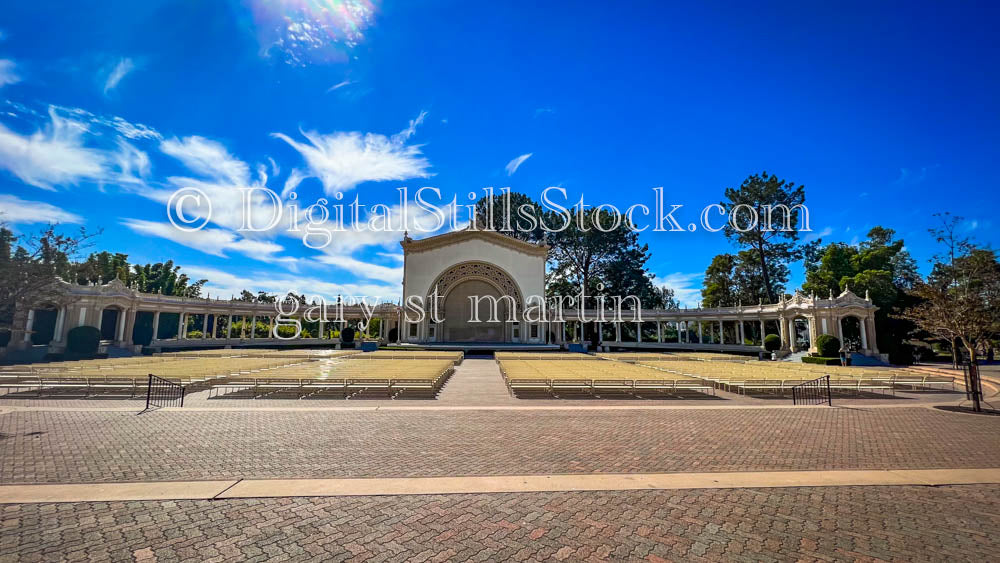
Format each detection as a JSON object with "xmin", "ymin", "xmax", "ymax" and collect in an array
[
  {"xmin": 3, "ymin": 407, "xmax": 1000, "ymax": 484},
  {"xmin": 2, "ymin": 485, "xmax": 998, "ymax": 562}
]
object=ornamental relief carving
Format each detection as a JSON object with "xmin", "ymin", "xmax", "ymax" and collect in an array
[{"xmin": 428, "ymin": 261, "xmax": 523, "ymax": 311}]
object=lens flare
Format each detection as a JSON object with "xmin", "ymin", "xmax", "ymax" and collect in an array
[{"xmin": 246, "ymin": 0, "xmax": 378, "ymax": 65}]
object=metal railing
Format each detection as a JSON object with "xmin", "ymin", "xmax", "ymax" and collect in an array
[
  {"xmin": 792, "ymin": 375, "xmax": 832, "ymax": 406},
  {"xmin": 145, "ymin": 374, "xmax": 185, "ymax": 409}
]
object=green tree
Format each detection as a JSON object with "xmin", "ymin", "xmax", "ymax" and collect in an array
[
  {"xmin": 546, "ymin": 206, "xmax": 663, "ymax": 307},
  {"xmin": 802, "ymin": 226, "xmax": 920, "ymax": 363},
  {"xmin": 720, "ymin": 171, "xmax": 808, "ymax": 303},
  {"xmin": 473, "ymin": 191, "xmax": 544, "ymax": 242},
  {"xmin": 901, "ymin": 245, "xmax": 1000, "ymax": 412},
  {"xmin": 702, "ymin": 250, "xmax": 787, "ymax": 307},
  {"xmin": 0, "ymin": 224, "xmax": 97, "ymax": 330}
]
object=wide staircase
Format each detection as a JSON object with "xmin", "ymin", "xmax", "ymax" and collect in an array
[
  {"xmin": 436, "ymin": 357, "xmax": 515, "ymax": 404},
  {"xmin": 781, "ymin": 351, "xmax": 808, "ymax": 362}
]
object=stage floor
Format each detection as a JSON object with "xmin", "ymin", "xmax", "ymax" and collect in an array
[{"xmin": 391, "ymin": 342, "xmax": 562, "ymax": 352}]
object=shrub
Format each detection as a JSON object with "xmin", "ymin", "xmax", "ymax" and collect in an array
[
  {"xmin": 815, "ymin": 334, "xmax": 841, "ymax": 357},
  {"xmin": 802, "ymin": 356, "xmax": 841, "ymax": 366},
  {"xmin": 763, "ymin": 334, "xmax": 781, "ymax": 352},
  {"xmin": 276, "ymin": 325, "xmax": 299, "ymax": 339},
  {"xmin": 67, "ymin": 326, "xmax": 101, "ymax": 356},
  {"xmin": 341, "ymin": 326, "xmax": 356, "ymax": 344},
  {"xmin": 185, "ymin": 330, "xmax": 203, "ymax": 339}
]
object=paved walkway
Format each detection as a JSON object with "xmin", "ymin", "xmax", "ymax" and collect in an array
[
  {"xmin": 4, "ymin": 407, "xmax": 1000, "ymax": 484},
  {"xmin": 4, "ymin": 485, "xmax": 999, "ymax": 561},
  {"xmin": 2, "ymin": 362, "xmax": 999, "ymax": 560},
  {"xmin": 4, "ymin": 468, "xmax": 1000, "ymax": 503},
  {"xmin": 435, "ymin": 357, "xmax": 516, "ymax": 404}
]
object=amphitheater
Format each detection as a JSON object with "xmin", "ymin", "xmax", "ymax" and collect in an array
[{"xmin": 0, "ymin": 347, "xmax": 961, "ymax": 407}]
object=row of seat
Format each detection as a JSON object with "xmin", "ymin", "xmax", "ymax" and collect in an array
[
  {"xmin": 207, "ymin": 359, "xmax": 456, "ymax": 399},
  {"xmin": 636, "ymin": 359, "xmax": 954, "ymax": 394},
  {"xmin": 498, "ymin": 359, "xmax": 715, "ymax": 396}
]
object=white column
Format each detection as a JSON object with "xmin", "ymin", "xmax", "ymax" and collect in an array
[
  {"xmin": 656, "ymin": 320, "xmax": 662, "ymax": 343},
  {"xmin": 698, "ymin": 321, "xmax": 703, "ymax": 344},
  {"xmin": 201, "ymin": 314, "xmax": 208, "ymax": 339},
  {"xmin": 779, "ymin": 317, "xmax": 788, "ymax": 349},
  {"xmin": 116, "ymin": 309, "xmax": 127, "ymax": 342},
  {"xmin": 152, "ymin": 311, "xmax": 160, "ymax": 341},
  {"xmin": 759, "ymin": 320, "xmax": 765, "ymax": 344},
  {"xmin": 615, "ymin": 322, "xmax": 621, "ymax": 342},
  {"xmin": 860, "ymin": 318, "xmax": 868, "ymax": 350},
  {"xmin": 738, "ymin": 321, "xmax": 745, "ymax": 345},
  {"xmin": 23, "ymin": 309, "xmax": 35, "ymax": 343},
  {"xmin": 677, "ymin": 321, "xmax": 682, "ymax": 343},
  {"xmin": 636, "ymin": 322, "xmax": 641, "ymax": 343},
  {"xmin": 177, "ymin": 313, "xmax": 185, "ymax": 339},
  {"xmin": 718, "ymin": 321, "xmax": 724, "ymax": 345},
  {"xmin": 250, "ymin": 315, "xmax": 256, "ymax": 339},
  {"xmin": 53, "ymin": 307, "xmax": 66, "ymax": 342}
]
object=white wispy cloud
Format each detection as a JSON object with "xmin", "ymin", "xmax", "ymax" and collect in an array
[
  {"xmin": 0, "ymin": 59, "xmax": 19, "ymax": 88},
  {"xmin": 0, "ymin": 108, "xmax": 109, "ymax": 189},
  {"xmin": 893, "ymin": 165, "xmax": 938, "ymax": 186},
  {"xmin": 182, "ymin": 265, "xmax": 400, "ymax": 303},
  {"xmin": 161, "ymin": 136, "xmax": 250, "ymax": 185},
  {"xmin": 315, "ymin": 253, "xmax": 404, "ymax": 280},
  {"xmin": 103, "ymin": 57, "xmax": 135, "ymax": 96},
  {"xmin": 803, "ymin": 226, "xmax": 833, "ymax": 243},
  {"xmin": 505, "ymin": 153, "xmax": 532, "ymax": 176},
  {"xmin": 0, "ymin": 106, "xmax": 154, "ymax": 190},
  {"xmin": 50, "ymin": 105, "xmax": 161, "ymax": 140},
  {"xmin": 0, "ymin": 194, "xmax": 82, "ymax": 224},
  {"xmin": 272, "ymin": 110, "xmax": 432, "ymax": 193},
  {"xmin": 326, "ymin": 79, "xmax": 353, "ymax": 92},
  {"xmin": 121, "ymin": 219, "xmax": 286, "ymax": 260},
  {"xmin": 655, "ymin": 272, "xmax": 703, "ymax": 308}
]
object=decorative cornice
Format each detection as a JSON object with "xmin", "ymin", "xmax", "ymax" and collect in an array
[{"xmin": 400, "ymin": 229, "xmax": 549, "ymax": 257}]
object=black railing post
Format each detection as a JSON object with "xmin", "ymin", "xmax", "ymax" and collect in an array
[
  {"xmin": 145, "ymin": 374, "xmax": 185, "ymax": 409},
  {"xmin": 792, "ymin": 375, "xmax": 832, "ymax": 406}
]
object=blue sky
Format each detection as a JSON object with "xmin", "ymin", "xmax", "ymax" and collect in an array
[{"xmin": 0, "ymin": 0, "xmax": 997, "ymax": 306}]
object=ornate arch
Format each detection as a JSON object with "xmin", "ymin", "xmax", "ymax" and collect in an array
[{"xmin": 427, "ymin": 261, "xmax": 524, "ymax": 314}]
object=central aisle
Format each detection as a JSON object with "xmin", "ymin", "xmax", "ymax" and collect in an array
[{"xmin": 435, "ymin": 358, "xmax": 517, "ymax": 404}]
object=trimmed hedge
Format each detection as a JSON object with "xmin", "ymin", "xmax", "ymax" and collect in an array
[
  {"xmin": 341, "ymin": 326, "xmax": 356, "ymax": 344},
  {"xmin": 802, "ymin": 356, "xmax": 841, "ymax": 366},
  {"xmin": 763, "ymin": 334, "xmax": 781, "ymax": 352},
  {"xmin": 67, "ymin": 326, "xmax": 101, "ymax": 356},
  {"xmin": 815, "ymin": 334, "xmax": 841, "ymax": 357}
]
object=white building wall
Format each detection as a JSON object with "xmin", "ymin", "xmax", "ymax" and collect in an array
[{"xmin": 403, "ymin": 239, "xmax": 545, "ymax": 305}]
